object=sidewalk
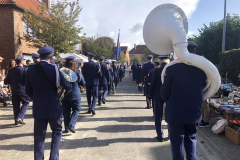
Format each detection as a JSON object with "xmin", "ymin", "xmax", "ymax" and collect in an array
[{"xmin": 0, "ymin": 75, "xmax": 239, "ymax": 160}]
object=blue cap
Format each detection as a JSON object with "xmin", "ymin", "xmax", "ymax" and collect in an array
[
  {"xmin": 87, "ymin": 52, "xmax": 95, "ymax": 57},
  {"xmin": 158, "ymin": 56, "xmax": 169, "ymax": 60},
  {"xmin": 15, "ymin": 56, "xmax": 24, "ymax": 62},
  {"xmin": 37, "ymin": 46, "xmax": 54, "ymax": 58},
  {"xmin": 98, "ymin": 56, "xmax": 105, "ymax": 60},
  {"xmin": 155, "ymin": 61, "xmax": 160, "ymax": 65},
  {"xmin": 139, "ymin": 63, "xmax": 142, "ymax": 66},
  {"xmin": 75, "ymin": 61, "xmax": 79, "ymax": 64},
  {"xmin": 146, "ymin": 55, "xmax": 153, "ymax": 59},
  {"xmin": 105, "ymin": 61, "xmax": 110, "ymax": 64},
  {"xmin": 65, "ymin": 56, "xmax": 75, "ymax": 61},
  {"xmin": 31, "ymin": 53, "xmax": 39, "ymax": 59},
  {"xmin": 187, "ymin": 41, "xmax": 198, "ymax": 53}
]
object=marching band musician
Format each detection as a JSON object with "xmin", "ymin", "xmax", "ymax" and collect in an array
[
  {"xmin": 25, "ymin": 46, "xmax": 72, "ymax": 160},
  {"xmin": 82, "ymin": 52, "xmax": 102, "ymax": 115},
  {"xmin": 147, "ymin": 56, "xmax": 170, "ymax": 142},
  {"xmin": 119, "ymin": 64, "xmax": 125, "ymax": 82},
  {"xmin": 136, "ymin": 63, "xmax": 143, "ymax": 92},
  {"xmin": 131, "ymin": 62, "xmax": 137, "ymax": 81},
  {"xmin": 160, "ymin": 42, "xmax": 206, "ymax": 160},
  {"xmin": 112, "ymin": 61, "xmax": 119, "ymax": 89},
  {"xmin": 4, "ymin": 56, "xmax": 29, "ymax": 125},
  {"xmin": 62, "ymin": 56, "xmax": 86, "ymax": 133},
  {"xmin": 98, "ymin": 56, "xmax": 110, "ymax": 106},
  {"xmin": 106, "ymin": 61, "xmax": 113, "ymax": 95}
]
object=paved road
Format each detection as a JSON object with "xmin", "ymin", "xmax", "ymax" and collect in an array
[{"xmin": 0, "ymin": 74, "xmax": 234, "ymax": 160}]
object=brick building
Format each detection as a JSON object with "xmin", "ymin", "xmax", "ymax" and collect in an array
[
  {"xmin": 0, "ymin": 0, "xmax": 50, "ymax": 69},
  {"xmin": 111, "ymin": 46, "xmax": 130, "ymax": 65},
  {"xmin": 129, "ymin": 44, "xmax": 148, "ymax": 65}
]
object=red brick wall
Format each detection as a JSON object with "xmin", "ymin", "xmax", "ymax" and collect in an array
[{"xmin": 0, "ymin": 7, "xmax": 15, "ymax": 69}]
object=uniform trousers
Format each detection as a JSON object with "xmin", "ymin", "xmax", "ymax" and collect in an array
[
  {"xmin": 133, "ymin": 71, "xmax": 136, "ymax": 81},
  {"xmin": 98, "ymin": 84, "xmax": 108, "ymax": 104},
  {"xmin": 154, "ymin": 99, "xmax": 164, "ymax": 138},
  {"xmin": 108, "ymin": 81, "xmax": 112, "ymax": 93},
  {"xmin": 168, "ymin": 123, "xmax": 198, "ymax": 160},
  {"xmin": 34, "ymin": 116, "xmax": 62, "ymax": 160},
  {"xmin": 12, "ymin": 95, "xmax": 29, "ymax": 120},
  {"xmin": 86, "ymin": 85, "xmax": 98, "ymax": 110},
  {"xmin": 145, "ymin": 85, "xmax": 150, "ymax": 108},
  {"xmin": 62, "ymin": 99, "xmax": 81, "ymax": 132},
  {"xmin": 114, "ymin": 78, "xmax": 118, "ymax": 88}
]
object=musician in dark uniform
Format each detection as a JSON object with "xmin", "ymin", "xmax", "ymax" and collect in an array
[
  {"xmin": 32, "ymin": 53, "xmax": 40, "ymax": 64},
  {"xmin": 4, "ymin": 56, "xmax": 29, "ymax": 125},
  {"xmin": 147, "ymin": 61, "xmax": 161, "ymax": 114},
  {"xmin": 112, "ymin": 61, "xmax": 118, "ymax": 89},
  {"xmin": 25, "ymin": 46, "xmax": 72, "ymax": 160},
  {"xmin": 98, "ymin": 56, "xmax": 109, "ymax": 106},
  {"xmin": 160, "ymin": 42, "xmax": 207, "ymax": 160},
  {"xmin": 148, "ymin": 56, "xmax": 169, "ymax": 142},
  {"xmin": 136, "ymin": 63, "xmax": 143, "ymax": 91},
  {"xmin": 142, "ymin": 55, "xmax": 155, "ymax": 106},
  {"xmin": 82, "ymin": 52, "xmax": 102, "ymax": 115},
  {"xmin": 106, "ymin": 61, "xmax": 113, "ymax": 94},
  {"xmin": 119, "ymin": 64, "xmax": 125, "ymax": 82},
  {"xmin": 62, "ymin": 56, "xmax": 86, "ymax": 133},
  {"xmin": 131, "ymin": 63, "xmax": 136, "ymax": 81}
]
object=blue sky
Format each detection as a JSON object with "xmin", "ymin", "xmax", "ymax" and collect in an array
[
  {"xmin": 53, "ymin": 0, "xmax": 240, "ymax": 50},
  {"xmin": 188, "ymin": 0, "xmax": 240, "ymax": 37}
]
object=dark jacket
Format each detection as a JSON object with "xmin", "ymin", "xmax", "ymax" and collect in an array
[
  {"xmin": 160, "ymin": 63, "xmax": 207, "ymax": 125},
  {"xmin": 25, "ymin": 61, "xmax": 72, "ymax": 118},
  {"xmin": 4, "ymin": 66, "xmax": 27, "ymax": 96},
  {"xmin": 99, "ymin": 63, "xmax": 109, "ymax": 85},
  {"xmin": 82, "ymin": 60, "xmax": 102, "ymax": 85},
  {"xmin": 142, "ymin": 61, "xmax": 155, "ymax": 83}
]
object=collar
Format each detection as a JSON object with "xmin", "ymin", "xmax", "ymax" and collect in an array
[{"xmin": 16, "ymin": 65, "xmax": 23, "ymax": 68}]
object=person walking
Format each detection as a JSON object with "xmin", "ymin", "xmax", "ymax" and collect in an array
[
  {"xmin": 82, "ymin": 52, "xmax": 102, "ymax": 115},
  {"xmin": 25, "ymin": 46, "xmax": 72, "ymax": 160},
  {"xmin": 4, "ymin": 56, "xmax": 29, "ymax": 125}
]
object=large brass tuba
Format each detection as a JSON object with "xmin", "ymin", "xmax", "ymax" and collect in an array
[
  {"xmin": 60, "ymin": 68, "xmax": 78, "ymax": 82},
  {"xmin": 143, "ymin": 4, "xmax": 221, "ymax": 100}
]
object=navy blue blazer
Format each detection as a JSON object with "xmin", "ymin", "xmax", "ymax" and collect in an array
[
  {"xmin": 136, "ymin": 67, "xmax": 143, "ymax": 84},
  {"xmin": 142, "ymin": 61, "xmax": 155, "ymax": 83},
  {"xmin": 63, "ymin": 70, "xmax": 85, "ymax": 101},
  {"xmin": 82, "ymin": 60, "xmax": 102, "ymax": 85},
  {"xmin": 131, "ymin": 64, "xmax": 136, "ymax": 71},
  {"xmin": 99, "ymin": 63, "xmax": 109, "ymax": 85},
  {"xmin": 160, "ymin": 63, "xmax": 207, "ymax": 125},
  {"xmin": 108, "ymin": 67, "xmax": 113, "ymax": 82},
  {"xmin": 148, "ymin": 64, "xmax": 166, "ymax": 100},
  {"xmin": 112, "ymin": 66, "xmax": 118, "ymax": 78},
  {"xmin": 4, "ymin": 66, "xmax": 27, "ymax": 96},
  {"xmin": 25, "ymin": 61, "xmax": 72, "ymax": 118}
]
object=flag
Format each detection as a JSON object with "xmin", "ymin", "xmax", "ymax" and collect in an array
[{"xmin": 116, "ymin": 30, "xmax": 121, "ymax": 60}]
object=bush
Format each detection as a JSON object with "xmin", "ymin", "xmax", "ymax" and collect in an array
[{"xmin": 219, "ymin": 49, "xmax": 240, "ymax": 85}]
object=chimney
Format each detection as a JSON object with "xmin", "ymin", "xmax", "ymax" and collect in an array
[
  {"xmin": 134, "ymin": 44, "xmax": 136, "ymax": 51},
  {"xmin": 42, "ymin": 0, "xmax": 50, "ymax": 8}
]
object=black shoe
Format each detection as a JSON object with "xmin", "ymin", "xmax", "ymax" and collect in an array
[
  {"xmin": 145, "ymin": 107, "xmax": 150, "ymax": 109},
  {"xmin": 156, "ymin": 136, "xmax": 164, "ymax": 142},
  {"xmin": 16, "ymin": 118, "xmax": 26, "ymax": 125},
  {"xmin": 98, "ymin": 103, "xmax": 102, "ymax": 106},
  {"xmin": 3, "ymin": 102, "xmax": 7, "ymax": 107},
  {"xmin": 15, "ymin": 121, "xmax": 19, "ymax": 125},
  {"xmin": 91, "ymin": 110, "xmax": 96, "ymax": 115},
  {"xmin": 199, "ymin": 122, "xmax": 210, "ymax": 127},
  {"xmin": 102, "ymin": 98, "xmax": 105, "ymax": 104},
  {"xmin": 67, "ymin": 126, "xmax": 76, "ymax": 133},
  {"xmin": 63, "ymin": 130, "xmax": 69, "ymax": 133},
  {"xmin": 86, "ymin": 110, "xmax": 92, "ymax": 114}
]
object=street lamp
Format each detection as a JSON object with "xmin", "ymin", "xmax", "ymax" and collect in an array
[{"xmin": 222, "ymin": 0, "xmax": 227, "ymax": 52}]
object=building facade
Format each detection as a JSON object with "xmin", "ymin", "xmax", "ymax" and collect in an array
[
  {"xmin": 129, "ymin": 44, "xmax": 148, "ymax": 65},
  {"xmin": 0, "ymin": 0, "xmax": 50, "ymax": 68}
]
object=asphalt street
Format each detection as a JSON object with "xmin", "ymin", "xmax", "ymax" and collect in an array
[{"xmin": 0, "ymin": 74, "xmax": 233, "ymax": 160}]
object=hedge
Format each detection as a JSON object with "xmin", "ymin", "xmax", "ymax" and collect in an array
[{"xmin": 219, "ymin": 48, "xmax": 240, "ymax": 85}]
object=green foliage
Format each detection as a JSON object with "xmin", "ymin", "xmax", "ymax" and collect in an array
[
  {"xmin": 118, "ymin": 51, "xmax": 127, "ymax": 63},
  {"xmin": 83, "ymin": 36, "xmax": 115, "ymax": 59},
  {"xmin": 22, "ymin": 0, "xmax": 85, "ymax": 56},
  {"xmin": 144, "ymin": 48, "xmax": 159, "ymax": 61},
  {"xmin": 189, "ymin": 14, "xmax": 240, "ymax": 64},
  {"xmin": 133, "ymin": 55, "xmax": 141, "ymax": 63},
  {"xmin": 219, "ymin": 48, "xmax": 240, "ymax": 85}
]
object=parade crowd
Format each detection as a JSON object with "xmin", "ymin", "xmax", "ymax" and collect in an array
[{"xmin": 0, "ymin": 41, "xmax": 208, "ymax": 160}]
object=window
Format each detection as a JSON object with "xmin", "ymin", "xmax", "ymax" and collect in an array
[{"xmin": 23, "ymin": 21, "xmax": 28, "ymax": 35}]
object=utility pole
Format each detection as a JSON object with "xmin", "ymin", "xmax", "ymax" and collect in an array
[{"xmin": 222, "ymin": 0, "xmax": 227, "ymax": 52}]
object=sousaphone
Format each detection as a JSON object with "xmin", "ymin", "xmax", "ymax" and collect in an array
[{"xmin": 143, "ymin": 4, "xmax": 221, "ymax": 100}]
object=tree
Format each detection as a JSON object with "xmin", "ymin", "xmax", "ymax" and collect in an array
[
  {"xmin": 133, "ymin": 55, "xmax": 141, "ymax": 63},
  {"xmin": 83, "ymin": 36, "xmax": 115, "ymax": 59},
  {"xmin": 118, "ymin": 51, "xmax": 127, "ymax": 63},
  {"xmin": 144, "ymin": 48, "xmax": 159, "ymax": 61},
  {"xmin": 22, "ymin": 0, "xmax": 85, "ymax": 56},
  {"xmin": 188, "ymin": 14, "xmax": 240, "ymax": 64}
]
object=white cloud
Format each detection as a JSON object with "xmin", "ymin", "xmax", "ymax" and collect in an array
[
  {"xmin": 53, "ymin": 0, "xmax": 200, "ymax": 50},
  {"xmin": 187, "ymin": 31, "xmax": 194, "ymax": 37},
  {"xmin": 121, "ymin": 42, "xmax": 132, "ymax": 49}
]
